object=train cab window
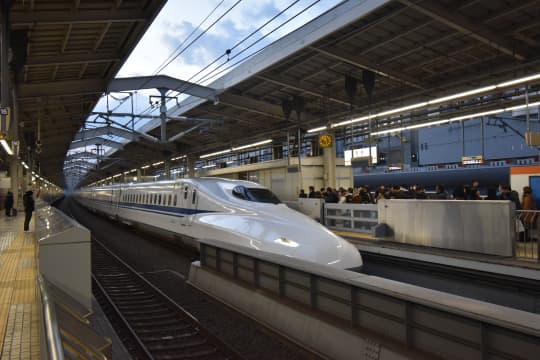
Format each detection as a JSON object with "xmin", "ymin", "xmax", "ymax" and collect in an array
[
  {"xmin": 192, "ymin": 189, "xmax": 197, "ymax": 204},
  {"xmin": 232, "ymin": 186, "xmax": 281, "ymax": 204},
  {"xmin": 173, "ymin": 194, "xmax": 177, "ymax": 206},
  {"xmin": 184, "ymin": 186, "xmax": 188, "ymax": 200}
]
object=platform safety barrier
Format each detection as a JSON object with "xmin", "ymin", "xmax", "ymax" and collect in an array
[
  {"xmin": 197, "ymin": 240, "xmax": 540, "ymax": 359},
  {"xmin": 515, "ymin": 210, "xmax": 540, "ymax": 261}
]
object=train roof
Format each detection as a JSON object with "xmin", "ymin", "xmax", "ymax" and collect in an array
[{"xmin": 83, "ymin": 177, "xmax": 265, "ymax": 192}]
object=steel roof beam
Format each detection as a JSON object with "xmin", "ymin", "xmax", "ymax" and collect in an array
[
  {"xmin": 69, "ymin": 137, "xmax": 124, "ymax": 151},
  {"xmin": 256, "ymin": 75, "xmax": 350, "ymax": 107},
  {"xmin": 74, "ymin": 126, "xmax": 139, "ymax": 141},
  {"xmin": 309, "ymin": 45, "xmax": 425, "ymax": 90},
  {"xmin": 11, "ymin": 9, "xmax": 148, "ymax": 25},
  {"xmin": 218, "ymin": 93, "xmax": 287, "ymax": 120},
  {"xmin": 63, "ymin": 160, "xmax": 95, "ymax": 169},
  {"xmin": 65, "ymin": 152, "xmax": 99, "ymax": 161},
  {"xmin": 398, "ymin": 0, "xmax": 527, "ymax": 61},
  {"xmin": 25, "ymin": 53, "xmax": 120, "ymax": 66},
  {"xmin": 17, "ymin": 79, "xmax": 106, "ymax": 98},
  {"xmin": 107, "ymin": 75, "xmax": 220, "ymax": 102}
]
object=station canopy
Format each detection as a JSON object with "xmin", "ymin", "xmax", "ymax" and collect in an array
[
  {"xmin": 10, "ymin": 0, "xmax": 540, "ymax": 187},
  {"xmin": 8, "ymin": 0, "xmax": 166, "ymax": 187}
]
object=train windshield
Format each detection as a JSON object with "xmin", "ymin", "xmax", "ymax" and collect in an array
[{"xmin": 232, "ymin": 186, "xmax": 281, "ymax": 204}]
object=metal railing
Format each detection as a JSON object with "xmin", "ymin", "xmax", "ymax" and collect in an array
[
  {"xmin": 37, "ymin": 274, "xmax": 65, "ymax": 360},
  {"xmin": 515, "ymin": 210, "xmax": 540, "ymax": 261},
  {"xmin": 323, "ymin": 203, "xmax": 378, "ymax": 234}
]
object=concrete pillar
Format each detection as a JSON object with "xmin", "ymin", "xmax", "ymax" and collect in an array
[
  {"xmin": 1, "ymin": 2, "xmax": 10, "ymax": 135},
  {"xmin": 322, "ymin": 135, "xmax": 336, "ymax": 189},
  {"xmin": 136, "ymin": 168, "xmax": 142, "ymax": 182},
  {"xmin": 25, "ymin": 152, "xmax": 33, "ymax": 190},
  {"xmin": 9, "ymin": 160, "xmax": 19, "ymax": 210},
  {"xmin": 187, "ymin": 156, "xmax": 196, "ymax": 178},
  {"xmin": 272, "ymin": 143, "xmax": 283, "ymax": 160},
  {"xmin": 164, "ymin": 160, "xmax": 171, "ymax": 180}
]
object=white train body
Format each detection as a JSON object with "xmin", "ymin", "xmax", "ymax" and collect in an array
[{"xmin": 77, "ymin": 177, "xmax": 362, "ymax": 270}]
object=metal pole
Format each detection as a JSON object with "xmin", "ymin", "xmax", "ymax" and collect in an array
[
  {"xmin": 481, "ymin": 117, "xmax": 484, "ymax": 159},
  {"xmin": 1, "ymin": 2, "xmax": 10, "ymax": 134},
  {"xmin": 159, "ymin": 88, "xmax": 167, "ymax": 142}
]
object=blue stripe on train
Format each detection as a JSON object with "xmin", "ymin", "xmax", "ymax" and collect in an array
[{"xmin": 91, "ymin": 199, "xmax": 214, "ymax": 217}]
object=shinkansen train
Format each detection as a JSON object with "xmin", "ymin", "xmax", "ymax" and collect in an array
[{"xmin": 77, "ymin": 177, "xmax": 363, "ymax": 270}]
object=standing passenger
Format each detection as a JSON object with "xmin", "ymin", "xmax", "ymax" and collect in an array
[
  {"xmin": 4, "ymin": 190, "xmax": 13, "ymax": 216},
  {"xmin": 23, "ymin": 191, "xmax": 35, "ymax": 232},
  {"xmin": 469, "ymin": 180, "xmax": 481, "ymax": 200},
  {"xmin": 521, "ymin": 186, "xmax": 537, "ymax": 241}
]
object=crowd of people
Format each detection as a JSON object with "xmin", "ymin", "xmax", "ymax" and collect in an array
[{"xmin": 298, "ymin": 181, "xmax": 537, "ymax": 211}]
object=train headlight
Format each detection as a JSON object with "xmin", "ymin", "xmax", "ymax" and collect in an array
[{"xmin": 274, "ymin": 237, "xmax": 299, "ymax": 248}]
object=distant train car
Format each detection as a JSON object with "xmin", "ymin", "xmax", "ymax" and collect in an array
[
  {"xmin": 355, "ymin": 166, "xmax": 510, "ymax": 191},
  {"xmin": 77, "ymin": 177, "xmax": 363, "ymax": 270}
]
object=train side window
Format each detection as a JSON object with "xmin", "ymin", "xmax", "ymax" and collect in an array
[
  {"xmin": 158, "ymin": 194, "xmax": 162, "ymax": 204},
  {"xmin": 192, "ymin": 189, "xmax": 197, "ymax": 204},
  {"xmin": 184, "ymin": 186, "xmax": 188, "ymax": 199},
  {"xmin": 168, "ymin": 194, "xmax": 172, "ymax": 206},
  {"xmin": 173, "ymin": 194, "xmax": 177, "ymax": 206}
]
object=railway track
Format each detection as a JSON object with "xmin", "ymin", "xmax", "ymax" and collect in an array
[{"xmin": 92, "ymin": 238, "xmax": 242, "ymax": 360}]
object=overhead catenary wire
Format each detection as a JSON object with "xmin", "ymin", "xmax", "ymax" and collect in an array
[
  {"xmin": 108, "ymin": 0, "xmax": 241, "ymax": 126},
  {"xmin": 131, "ymin": 0, "xmax": 310, "ymax": 126},
  {"xmin": 151, "ymin": 0, "xmax": 227, "ymax": 76},
  {"xmin": 166, "ymin": 0, "xmax": 322, "ymax": 111}
]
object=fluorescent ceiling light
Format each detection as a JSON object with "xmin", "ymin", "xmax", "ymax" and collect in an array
[
  {"xmin": 202, "ymin": 164, "xmax": 216, "ymax": 168},
  {"xmin": 141, "ymin": 165, "xmax": 150, "ymax": 169},
  {"xmin": 152, "ymin": 161, "xmax": 164, "ymax": 166},
  {"xmin": 427, "ymin": 86, "xmax": 496, "ymax": 105},
  {"xmin": 232, "ymin": 139, "xmax": 272, "ymax": 151},
  {"xmin": 497, "ymin": 73, "xmax": 540, "ymax": 87},
  {"xmin": 200, "ymin": 149, "xmax": 231, "ymax": 159},
  {"xmin": 0, "ymin": 139, "xmax": 13, "ymax": 155},
  {"xmin": 171, "ymin": 155, "xmax": 186, "ymax": 161},
  {"xmin": 307, "ymin": 71, "xmax": 540, "ymax": 133},
  {"xmin": 201, "ymin": 139, "xmax": 272, "ymax": 159},
  {"xmin": 307, "ymin": 126, "xmax": 327, "ymax": 133},
  {"xmin": 371, "ymin": 101, "xmax": 540, "ymax": 136}
]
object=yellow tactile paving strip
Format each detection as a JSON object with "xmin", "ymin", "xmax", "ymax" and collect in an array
[{"xmin": 0, "ymin": 216, "xmax": 40, "ymax": 359}]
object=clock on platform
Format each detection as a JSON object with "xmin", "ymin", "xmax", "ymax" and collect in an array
[{"xmin": 319, "ymin": 134, "xmax": 333, "ymax": 148}]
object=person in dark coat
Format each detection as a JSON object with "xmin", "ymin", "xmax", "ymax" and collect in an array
[
  {"xmin": 4, "ymin": 190, "xmax": 14, "ymax": 216},
  {"xmin": 23, "ymin": 190, "xmax": 35, "ymax": 231}
]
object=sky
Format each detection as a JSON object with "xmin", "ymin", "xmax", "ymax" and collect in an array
[{"xmin": 90, "ymin": 0, "xmax": 343, "ymax": 125}]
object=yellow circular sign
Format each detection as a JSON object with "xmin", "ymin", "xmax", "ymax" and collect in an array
[{"xmin": 319, "ymin": 134, "xmax": 333, "ymax": 148}]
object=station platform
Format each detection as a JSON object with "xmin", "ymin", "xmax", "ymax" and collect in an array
[
  {"xmin": 0, "ymin": 214, "xmax": 40, "ymax": 359},
  {"xmin": 337, "ymin": 230, "xmax": 540, "ymax": 279}
]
